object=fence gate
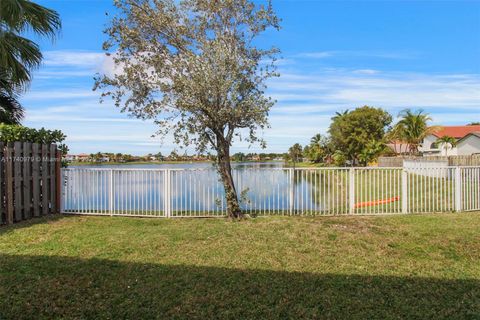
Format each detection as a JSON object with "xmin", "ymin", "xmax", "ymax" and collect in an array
[{"xmin": 61, "ymin": 167, "xmax": 480, "ymax": 218}]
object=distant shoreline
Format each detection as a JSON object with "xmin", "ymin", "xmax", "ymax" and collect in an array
[
  {"xmin": 68, "ymin": 160, "xmax": 213, "ymax": 166},
  {"xmin": 68, "ymin": 160, "xmax": 284, "ymax": 166}
]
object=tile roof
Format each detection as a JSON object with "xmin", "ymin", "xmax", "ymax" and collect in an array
[{"xmin": 432, "ymin": 125, "xmax": 480, "ymax": 139}]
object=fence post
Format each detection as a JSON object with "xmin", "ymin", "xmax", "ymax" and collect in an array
[
  {"xmin": 455, "ymin": 166, "xmax": 462, "ymax": 212},
  {"xmin": 289, "ymin": 168, "xmax": 294, "ymax": 215},
  {"xmin": 109, "ymin": 169, "xmax": 114, "ymax": 216},
  {"xmin": 349, "ymin": 168, "xmax": 355, "ymax": 214},
  {"xmin": 165, "ymin": 170, "xmax": 172, "ymax": 218},
  {"xmin": 402, "ymin": 169, "xmax": 408, "ymax": 214}
]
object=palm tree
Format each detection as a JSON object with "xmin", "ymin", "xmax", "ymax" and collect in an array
[
  {"xmin": 332, "ymin": 109, "xmax": 349, "ymax": 121},
  {"xmin": 395, "ymin": 109, "xmax": 439, "ymax": 155},
  {"xmin": 0, "ymin": 75, "xmax": 23, "ymax": 124},
  {"xmin": 0, "ymin": 89, "xmax": 24, "ymax": 124},
  {"xmin": 0, "ymin": 0, "xmax": 61, "ymax": 124},
  {"xmin": 1, "ymin": 0, "xmax": 61, "ymax": 88},
  {"xmin": 436, "ymin": 135, "xmax": 457, "ymax": 156},
  {"xmin": 310, "ymin": 133, "xmax": 322, "ymax": 145},
  {"xmin": 385, "ymin": 123, "xmax": 406, "ymax": 155},
  {"xmin": 288, "ymin": 143, "xmax": 303, "ymax": 167}
]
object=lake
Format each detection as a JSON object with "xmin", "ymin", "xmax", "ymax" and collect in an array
[
  {"xmin": 69, "ymin": 161, "xmax": 285, "ymax": 170},
  {"xmin": 63, "ymin": 161, "xmax": 347, "ymax": 216}
]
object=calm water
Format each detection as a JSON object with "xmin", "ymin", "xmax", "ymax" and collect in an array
[
  {"xmin": 63, "ymin": 161, "xmax": 343, "ymax": 215},
  {"xmin": 70, "ymin": 161, "xmax": 284, "ymax": 170}
]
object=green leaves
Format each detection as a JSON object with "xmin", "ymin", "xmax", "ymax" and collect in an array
[
  {"xmin": 435, "ymin": 135, "xmax": 457, "ymax": 156},
  {"xmin": 390, "ymin": 109, "xmax": 435, "ymax": 155},
  {"xmin": 287, "ymin": 143, "xmax": 303, "ymax": 164},
  {"xmin": 0, "ymin": 124, "xmax": 68, "ymax": 155},
  {"xmin": 0, "ymin": 32, "xmax": 42, "ymax": 89},
  {"xmin": 329, "ymin": 106, "xmax": 392, "ymax": 165},
  {"xmin": 96, "ymin": 0, "xmax": 279, "ymax": 153},
  {"xmin": 0, "ymin": 0, "xmax": 61, "ymax": 91},
  {"xmin": 0, "ymin": 0, "xmax": 61, "ymax": 37},
  {"xmin": 0, "ymin": 91, "xmax": 24, "ymax": 124}
]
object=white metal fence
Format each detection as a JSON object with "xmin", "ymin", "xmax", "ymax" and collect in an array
[{"xmin": 61, "ymin": 166, "xmax": 480, "ymax": 217}]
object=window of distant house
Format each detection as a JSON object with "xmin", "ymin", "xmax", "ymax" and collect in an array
[{"xmin": 430, "ymin": 142, "xmax": 439, "ymax": 149}]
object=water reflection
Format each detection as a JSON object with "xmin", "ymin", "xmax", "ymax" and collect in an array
[{"xmin": 63, "ymin": 163, "xmax": 348, "ymax": 215}]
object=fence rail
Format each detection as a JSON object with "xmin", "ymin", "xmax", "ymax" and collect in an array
[{"xmin": 61, "ymin": 166, "xmax": 480, "ymax": 217}]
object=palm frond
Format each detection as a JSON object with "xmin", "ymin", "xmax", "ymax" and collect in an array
[
  {"xmin": 0, "ymin": 0, "xmax": 60, "ymax": 89},
  {"xmin": 0, "ymin": 32, "xmax": 42, "ymax": 88},
  {"xmin": 0, "ymin": 0, "xmax": 61, "ymax": 38},
  {"xmin": 0, "ymin": 90, "xmax": 25, "ymax": 124}
]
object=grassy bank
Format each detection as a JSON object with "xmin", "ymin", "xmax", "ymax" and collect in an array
[
  {"xmin": 284, "ymin": 161, "xmax": 325, "ymax": 168},
  {"xmin": 1, "ymin": 213, "xmax": 479, "ymax": 319}
]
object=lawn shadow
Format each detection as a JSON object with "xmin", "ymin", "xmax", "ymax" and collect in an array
[{"xmin": 0, "ymin": 254, "xmax": 478, "ymax": 319}]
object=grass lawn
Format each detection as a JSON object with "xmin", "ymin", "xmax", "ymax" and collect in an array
[{"xmin": 1, "ymin": 214, "xmax": 479, "ymax": 319}]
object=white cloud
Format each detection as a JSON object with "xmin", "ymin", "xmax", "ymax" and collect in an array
[
  {"xmin": 353, "ymin": 69, "xmax": 379, "ymax": 75},
  {"xmin": 24, "ymin": 48, "xmax": 480, "ymax": 154},
  {"xmin": 35, "ymin": 50, "xmax": 110, "ymax": 79},
  {"xmin": 22, "ymin": 89, "xmax": 98, "ymax": 100},
  {"xmin": 294, "ymin": 50, "xmax": 417, "ymax": 60},
  {"xmin": 268, "ymin": 71, "xmax": 480, "ymax": 110},
  {"xmin": 43, "ymin": 50, "xmax": 105, "ymax": 68},
  {"xmin": 296, "ymin": 51, "xmax": 332, "ymax": 59}
]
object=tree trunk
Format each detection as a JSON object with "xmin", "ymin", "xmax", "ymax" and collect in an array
[{"xmin": 216, "ymin": 141, "xmax": 243, "ymax": 219}]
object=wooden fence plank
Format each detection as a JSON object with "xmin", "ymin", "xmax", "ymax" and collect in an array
[
  {"xmin": 0, "ymin": 142, "xmax": 3, "ymax": 224},
  {"xmin": 32, "ymin": 143, "xmax": 40, "ymax": 217},
  {"xmin": 5, "ymin": 143, "xmax": 14, "ymax": 224},
  {"xmin": 13, "ymin": 142, "xmax": 22, "ymax": 222},
  {"xmin": 55, "ymin": 149, "xmax": 61, "ymax": 214},
  {"xmin": 41, "ymin": 144, "xmax": 49, "ymax": 216},
  {"xmin": 23, "ymin": 142, "xmax": 32, "ymax": 219},
  {"xmin": 50, "ymin": 144, "xmax": 56, "ymax": 214}
]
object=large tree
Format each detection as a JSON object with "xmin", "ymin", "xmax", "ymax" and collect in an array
[
  {"xmin": 328, "ymin": 106, "xmax": 392, "ymax": 165},
  {"xmin": 95, "ymin": 0, "xmax": 280, "ymax": 218},
  {"xmin": 0, "ymin": 0, "xmax": 61, "ymax": 123}
]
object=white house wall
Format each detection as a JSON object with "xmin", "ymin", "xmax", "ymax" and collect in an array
[
  {"xmin": 457, "ymin": 135, "xmax": 480, "ymax": 156},
  {"xmin": 419, "ymin": 135, "xmax": 442, "ymax": 154}
]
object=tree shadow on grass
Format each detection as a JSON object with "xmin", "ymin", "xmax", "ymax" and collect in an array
[{"xmin": 0, "ymin": 254, "xmax": 478, "ymax": 319}]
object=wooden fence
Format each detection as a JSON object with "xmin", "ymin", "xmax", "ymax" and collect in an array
[
  {"xmin": 378, "ymin": 155, "xmax": 480, "ymax": 167},
  {"xmin": 0, "ymin": 142, "xmax": 61, "ymax": 225}
]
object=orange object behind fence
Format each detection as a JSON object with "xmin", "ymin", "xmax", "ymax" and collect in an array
[{"xmin": 355, "ymin": 196, "xmax": 400, "ymax": 208}]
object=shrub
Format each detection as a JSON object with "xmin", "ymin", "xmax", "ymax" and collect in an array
[{"xmin": 0, "ymin": 124, "xmax": 68, "ymax": 156}]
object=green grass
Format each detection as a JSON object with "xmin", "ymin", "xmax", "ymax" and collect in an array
[
  {"xmin": 284, "ymin": 161, "xmax": 325, "ymax": 168},
  {"xmin": 297, "ymin": 169, "xmax": 460, "ymax": 214},
  {"xmin": 1, "ymin": 214, "xmax": 480, "ymax": 319}
]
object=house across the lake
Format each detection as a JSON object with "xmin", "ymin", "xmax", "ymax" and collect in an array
[
  {"xmin": 65, "ymin": 153, "xmax": 91, "ymax": 162},
  {"xmin": 419, "ymin": 125, "xmax": 480, "ymax": 156}
]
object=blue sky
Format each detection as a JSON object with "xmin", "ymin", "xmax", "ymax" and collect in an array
[{"xmin": 22, "ymin": 0, "xmax": 480, "ymax": 155}]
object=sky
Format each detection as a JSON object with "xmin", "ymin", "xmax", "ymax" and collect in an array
[{"xmin": 22, "ymin": 0, "xmax": 480, "ymax": 155}]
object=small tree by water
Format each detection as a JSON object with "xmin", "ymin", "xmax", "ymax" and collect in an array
[{"xmin": 95, "ymin": 0, "xmax": 280, "ymax": 218}]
